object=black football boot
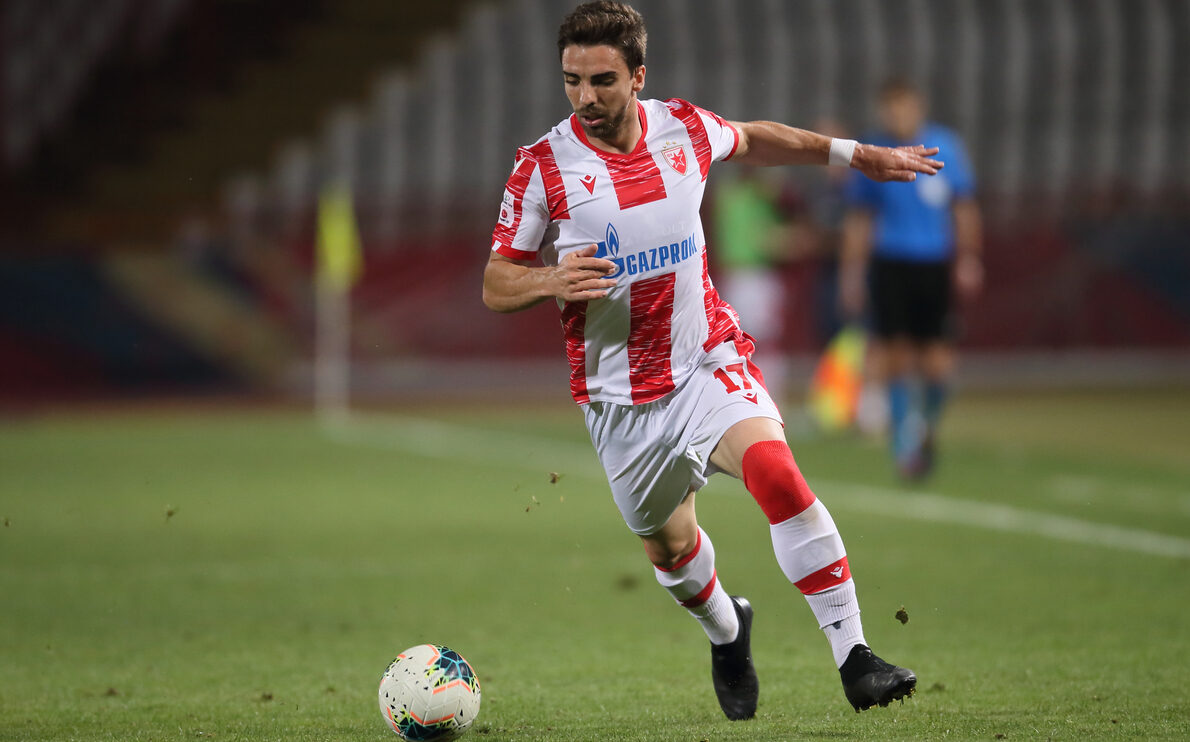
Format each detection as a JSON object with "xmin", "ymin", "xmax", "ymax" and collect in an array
[
  {"xmin": 839, "ymin": 644, "xmax": 917, "ymax": 711},
  {"xmin": 709, "ymin": 596, "xmax": 759, "ymax": 720}
]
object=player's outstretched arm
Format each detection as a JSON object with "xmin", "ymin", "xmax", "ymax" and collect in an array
[
  {"xmin": 482, "ymin": 245, "xmax": 618, "ymax": 313},
  {"xmin": 729, "ymin": 120, "xmax": 943, "ymax": 182},
  {"xmin": 728, "ymin": 120, "xmax": 833, "ymax": 167}
]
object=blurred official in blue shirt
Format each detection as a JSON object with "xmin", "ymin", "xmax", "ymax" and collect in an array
[{"xmin": 840, "ymin": 78, "xmax": 983, "ymax": 479}]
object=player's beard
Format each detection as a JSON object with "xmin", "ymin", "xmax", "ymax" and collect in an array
[{"xmin": 578, "ymin": 99, "xmax": 632, "ymax": 142}]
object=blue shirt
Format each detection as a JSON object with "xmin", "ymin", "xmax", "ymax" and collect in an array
[{"xmin": 845, "ymin": 123, "xmax": 975, "ymax": 262}]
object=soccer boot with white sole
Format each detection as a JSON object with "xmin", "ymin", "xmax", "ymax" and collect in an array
[
  {"xmin": 710, "ymin": 596, "xmax": 758, "ymax": 720},
  {"xmin": 839, "ymin": 644, "xmax": 916, "ymax": 711}
]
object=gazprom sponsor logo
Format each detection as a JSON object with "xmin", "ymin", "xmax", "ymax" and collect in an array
[
  {"xmin": 593, "ymin": 222, "xmax": 699, "ymax": 279},
  {"xmin": 605, "ymin": 222, "xmax": 620, "ymax": 257}
]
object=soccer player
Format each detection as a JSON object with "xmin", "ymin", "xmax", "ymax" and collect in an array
[
  {"xmin": 840, "ymin": 78, "xmax": 983, "ymax": 479},
  {"xmin": 483, "ymin": 1, "xmax": 935, "ymax": 720}
]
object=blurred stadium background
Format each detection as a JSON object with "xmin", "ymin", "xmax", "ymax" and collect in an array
[
  {"xmin": 3, "ymin": 3, "xmax": 1189, "ymax": 739},
  {"xmin": 1, "ymin": 0, "xmax": 1188, "ymax": 406}
]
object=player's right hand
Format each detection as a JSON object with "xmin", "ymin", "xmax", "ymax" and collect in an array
[{"xmin": 552, "ymin": 244, "xmax": 618, "ymax": 302}]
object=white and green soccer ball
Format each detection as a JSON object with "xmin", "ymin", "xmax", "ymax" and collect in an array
[{"xmin": 378, "ymin": 644, "xmax": 482, "ymax": 740}]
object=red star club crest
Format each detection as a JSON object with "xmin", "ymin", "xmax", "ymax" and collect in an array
[{"xmin": 662, "ymin": 145, "xmax": 687, "ymax": 175}]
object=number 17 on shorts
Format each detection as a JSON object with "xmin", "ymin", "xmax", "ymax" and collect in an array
[{"xmin": 713, "ymin": 362, "xmax": 763, "ymax": 405}]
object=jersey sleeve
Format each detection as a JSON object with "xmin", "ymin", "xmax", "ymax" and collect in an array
[
  {"xmin": 490, "ymin": 149, "xmax": 550, "ymax": 261},
  {"xmin": 694, "ymin": 105, "xmax": 740, "ymax": 162},
  {"xmin": 663, "ymin": 98, "xmax": 741, "ymax": 181}
]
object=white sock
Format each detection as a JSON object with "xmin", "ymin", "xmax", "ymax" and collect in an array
[
  {"xmin": 653, "ymin": 527, "xmax": 739, "ymax": 645},
  {"xmin": 768, "ymin": 500, "xmax": 847, "ymax": 588},
  {"xmin": 688, "ymin": 582, "xmax": 740, "ymax": 645},
  {"xmin": 804, "ymin": 579, "xmax": 867, "ymax": 667}
]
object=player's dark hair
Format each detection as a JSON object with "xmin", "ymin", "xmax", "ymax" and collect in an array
[
  {"xmin": 878, "ymin": 76, "xmax": 921, "ymax": 100},
  {"xmin": 557, "ymin": 1, "xmax": 647, "ymax": 72}
]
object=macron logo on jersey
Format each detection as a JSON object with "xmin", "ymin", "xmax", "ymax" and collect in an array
[{"xmin": 593, "ymin": 223, "xmax": 700, "ymax": 280}]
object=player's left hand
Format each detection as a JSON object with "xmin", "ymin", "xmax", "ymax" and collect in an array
[{"xmin": 852, "ymin": 144, "xmax": 943, "ymax": 183}]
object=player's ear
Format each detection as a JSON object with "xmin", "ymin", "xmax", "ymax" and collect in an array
[{"xmin": 632, "ymin": 65, "xmax": 646, "ymax": 93}]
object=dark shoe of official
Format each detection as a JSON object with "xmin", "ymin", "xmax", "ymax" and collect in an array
[
  {"xmin": 896, "ymin": 453, "xmax": 925, "ymax": 481},
  {"xmin": 918, "ymin": 427, "xmax": 936, "ymax": 476},
  {"xmin": 710, "ymin": 596, "xmax": 759, "ymax": 720},
  {"xmin": 838, "ymin": 644, "xmax": 916, "ymax": 712},
  {"xmin": 918, "ymin": 425, "xmax": 937, "ymax": 473},
  {"xmin": 896, "ymin": 419, "xmax": 936, "ymax": 481},
  {"xmin": 896, "ymin": 442, "xmax": 933, "ymax": 481}
]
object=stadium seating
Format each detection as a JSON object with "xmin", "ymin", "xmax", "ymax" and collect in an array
[
  {"xmin": 3, "ymin": 0, "xmax": 1187, "ymax": 400},
  {"xmin": 2, "ymin": 0, "xmax": 191, "ymax": 170},
  {"xmin": 216, "ymin": 0, "xmax": 1190, "ymax": 365},
  {"xmin": 229, "ymin": 0, "xmax": 1189, "ymax": 240}
]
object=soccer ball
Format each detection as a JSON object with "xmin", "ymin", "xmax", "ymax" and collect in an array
[{"xmin": 378, "ymin": 644, "xmax": 482, "ymax": 740}]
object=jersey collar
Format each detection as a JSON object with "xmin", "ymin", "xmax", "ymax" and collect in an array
[{"xmin": 570, "ymin": 101, "xmax": 649, "ymax": 160}]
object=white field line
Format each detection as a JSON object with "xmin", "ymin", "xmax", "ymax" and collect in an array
[
  {"xmin": 323, "ymin": 413, "xmax": 1190, "ymax": 561},
  {"xmin": 322, "ymin": 412, "xmax": 603, "ymax": 477},
  {"xmin": 817, "ymin": 482, "xmax": 1190, "ymax": 560}
]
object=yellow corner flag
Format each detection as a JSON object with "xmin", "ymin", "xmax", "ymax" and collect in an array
[
  {"xmin": 316, "ymin": 181, "xmax": 363, "ymax": 291},
  {"xmin": 806, "ymin": 325, "xmax": 867, "ymax": 432}
]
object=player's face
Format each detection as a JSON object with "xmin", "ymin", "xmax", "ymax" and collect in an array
[
  {"xmin": 879, "ymin": 91, "xmax": 925, "ymax": 141},
  {"xmin": 561, "ymin": 44, "xmax": 645, "ymax": 144}
]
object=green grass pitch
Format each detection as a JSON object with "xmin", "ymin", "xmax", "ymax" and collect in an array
[{"xmin": 1, "ymin": 388, "xmax": 1188, "ymax": 740}]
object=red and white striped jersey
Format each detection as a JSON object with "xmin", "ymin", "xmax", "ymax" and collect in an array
[{"xmin": 491, "ymin": 98, "xmax": 747, "ymax": 405}]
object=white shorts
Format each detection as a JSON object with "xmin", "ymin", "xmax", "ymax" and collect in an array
[{"xmin": 582, "ymin": 340, "xmax": 784, "ymax": 536}]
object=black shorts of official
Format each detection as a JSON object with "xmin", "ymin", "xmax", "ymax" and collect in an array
[{"xmin": 869, "ymin": 256, "xmax": 954, "ymax": 341}]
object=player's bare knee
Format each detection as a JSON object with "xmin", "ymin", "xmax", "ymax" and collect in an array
[{"xmin": 642, "ymin": 533, "xmax": 698, "ymax": 570}]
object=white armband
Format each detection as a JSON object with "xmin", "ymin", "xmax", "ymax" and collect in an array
[{"xmin": 828, "ymin": 138, "xmax": 858, "ymax": 167}]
